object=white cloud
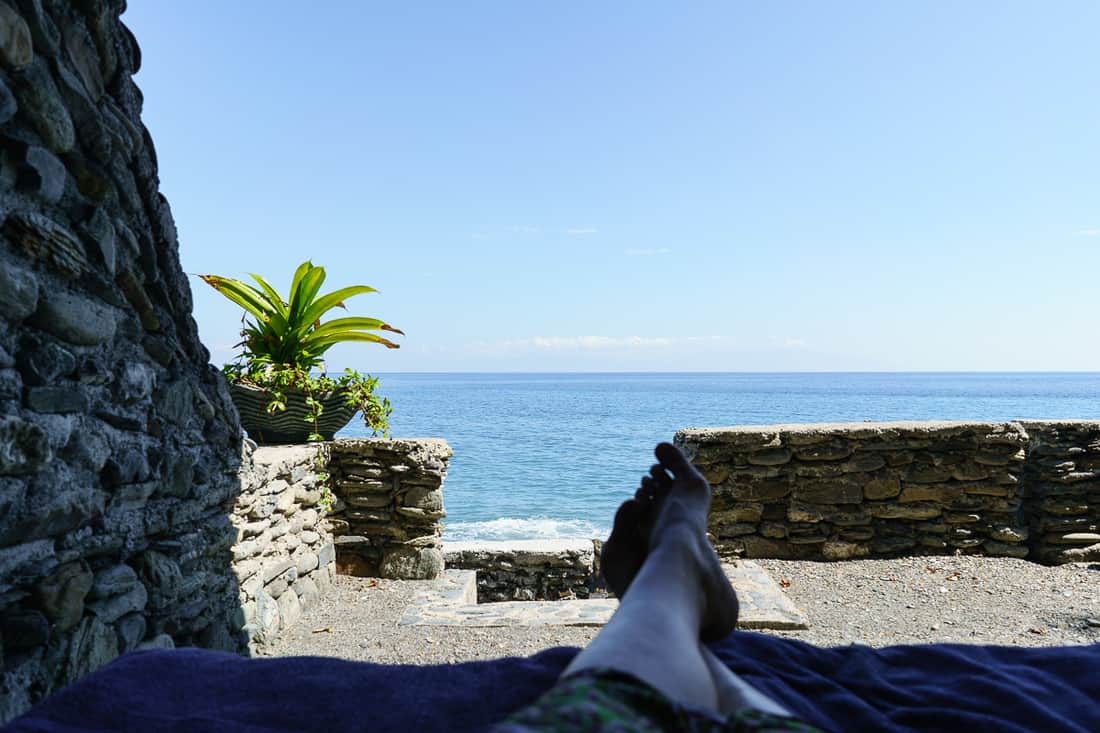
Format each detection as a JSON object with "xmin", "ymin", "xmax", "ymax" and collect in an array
[
  {"xmin": 472, "ymin": 335, "xmax": 728, "ymax": 353},
  {"xmin": 532, "ymin": 335, "xmax": 672, "ymax": 350},
  {"xmin": 784, "ymin": 338, "xmax": 807, "ymax": 348},
  {"xmin": 1079, "ymin": 228, "xmax": 1100, "ymax": 236},
  {"xmin": 624, "ymin": 247, "xmax": 670, "ymax": 256},
  {"xmin": 566, "ymin": 227, "xmax": 598, "ymax": 235}
]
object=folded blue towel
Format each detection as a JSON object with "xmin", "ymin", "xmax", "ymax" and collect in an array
[{"xmin": 5, "ymin": 634, "xmax": 1098, "ymax": 732}]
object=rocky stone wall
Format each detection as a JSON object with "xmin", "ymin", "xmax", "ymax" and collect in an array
[
  {"xmin": 1020, "ymin": 421, "xmax": 1100, "ymax": 564},
  {"xmin": 231, "ymin": 445, "xmax": 335, "ymax": 652},
  {"xmin": 675, "ymin": 420, "xmax": 1100, "ymax": 563},
  {"xmin": 0, "ymin": 1, "xmax": 248, "ymax": 722},
  {"xmin": 327, "ymin": 438, "xmax": 451, "ymax": 580},
  {"xmin": 444, "ymin": 540, "xmax": 598, "ymax": 602}
]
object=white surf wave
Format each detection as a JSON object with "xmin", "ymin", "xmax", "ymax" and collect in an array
[{"xmin": 444, "ymin": 517, "xmax": 609, "ymax": 542}]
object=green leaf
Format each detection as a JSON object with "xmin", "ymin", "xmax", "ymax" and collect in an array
[
  {"xmin": 199, "ymin": 275, "xmax": 276, "ymax": 323},
  {"xmin": 298, "ymin": 285, "xmax": 378, "ymax": 329}
]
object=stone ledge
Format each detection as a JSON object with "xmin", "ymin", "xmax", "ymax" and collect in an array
[{"xmin": 399, "ymin": 563, "xmax": 807, "ymax": 630}]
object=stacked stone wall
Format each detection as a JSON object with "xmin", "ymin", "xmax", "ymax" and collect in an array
[
  {"xmin": 444, "ymin": 540, "xmax": 597, "ymax": 602},
  {"xmin": 327, "ymin": 438, "xmax": 451, "ymax": 580},
  {"xmin": 675, "ymin": 420, "xmax": 1100, "ymax": 563},
  {"xmin": 231, "ymin": 445, "xmax": 335, "ymax": 651},
  {"xmin": 0, "ymin": 1, "xmax": 248, "ymax": 722},
  {"xmin": 1020, "ymin": 421, "xmax": 1100, "ymax": 564}
]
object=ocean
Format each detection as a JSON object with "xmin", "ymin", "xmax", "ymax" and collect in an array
[{"xmin": 337, "ymin": 373, "xmax": 1100, "ymax": 542}]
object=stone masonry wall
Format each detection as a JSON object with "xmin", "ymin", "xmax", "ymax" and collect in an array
[
  {"xmin": 675, "ymin": 420, "xmax": 1100, "ymax": 563},
  {"xmin": 327, "ymin": 438, "xmax": 451, "ymax": 580},
  {"xmin": 444, "ymin": 540, "xmax": 597, "ymax": 602},
  {"xmin": 231, "ymin": 445, "xmax": 335, "ymax": 652},
  {"xmin": 1020, "ymin": 421, "xmax": 1100, "ymax": 564},
  {"xmin": 0, "ymin": 2, "xmax": 249, "ymax": 722}
]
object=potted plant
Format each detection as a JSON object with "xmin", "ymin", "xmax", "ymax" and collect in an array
[{"xmin": 199, "ymin": 260, "xmax": 403, "ymax": 443}]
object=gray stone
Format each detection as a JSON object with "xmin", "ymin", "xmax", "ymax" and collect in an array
[
  {"xmin": 63, "ymin": 20, "xmax": 104, "ymax": 101},
  {"xmin": 89, "ymin": 564, "xmax": 140, "ymax": 600},
  {"xmin": 276, "ymin": 588, "xmax": 301, "ymax": 630},
  {"xmin": 822, "ymin": 541, "xmax": 870, "ymax": 560},
  {"xmin": 794, "ymin": 480, "xmax": 862, "ymax": 505},
  {"xmin": 265, "ymin": 577, "xmax": 289, "ymax": 599},
  {"xmin": 30, "ymin": 290, "xmax": 118, "ymax": 346},
  {"xmin": 317, "ymin": 541, "xmax": 335, "ymax": 567},
  {"xmin": 14, "ymin": 0, "xmax": 60, "ymax": 58},
  {"xmin": 380, "ymin": 545, "xmax": 443, "ymax": 580},
  {"xmin": 160, "ymin": 453, "xmax": 194, "ymax": 498},
  {"xmin": 137, "ymin": 551, "xmax": 182, "ymax": 609},
  {"xmin": 11, "ymin": 58, "xmax": 75, "ymax": 152},
  {"xmin": 23, "ymin": 145, "xmax": 67, "ymax": 202},
  {"xmin": 866, "ymin": 502, "xmax": 942, "ymax": 520},
  {"xmin": 36, "ymin": 560, "xmax": 93, "ymax": 631},
  {"xmin": 101, "ymin": 446, "xmax": 151, "ymax": 487},
  {"xmin": 255, "ymin": 590, "xmax": 279, "ymax": 638},
  {"xmin": 292, "ymin": 576, "xmax": 319, "ymax": 608},
  {"xmin": 4, "ymin": 212, "xmax": 87, "ymax": 278},
  {"xmin": 1, "ymin": 608, "xmax": 50, "ymax": 650},
  {"xmin": 64, "ymin": 616, "xmax": 119, "ymax": 684},
  {"xmin": 0, "ymin": 416, "xmax": 51, "ymax": 475},
  {"xmin": 0, "ymin": 75, "xmax": 16, "ymax": 123},
  {"xmin": 16, "ymin": 338, "xmax": 75, "ymax": 385},
  {"xmin": 300, "ymin": 529, "xmax": 320, "ymax": 545},
  {"xmin": 0, "ymin": 368, "xmax": 22, "ymax": 400},
  {"xmin": 294, "ymin": 551, "xmax": 318, "ymax": 575},
  {"xmin": 0, "ymin": 258, "xmax": 40, "ymax": 321},
  {"xmin": 62, "ymin": 428, "xmax": 111, "ymax": 474},
  {"xmin": 402, "ymin": 486, "xmax": 443, "ymax": 512},
  {"xmin": 87, "ymin": 582, "xmax": 147, "ymax": 623},
  {"xmin": 135, "ymin": 634, "xmax": 175, "ymax": 651},
  {"xmin": 746, "ymin": 448, "xmax": 792, "ymax": 466},
  {"xmin": 114, "ymin": 612, "xmax": 146, "ymax": 653},
  {"xmin": 0, "ymin": 539, "xmax": 55, "ymax": 588},
  {"xmin": 0, "ymin": 3, "xmax": 33, "ymax": 69},
  {"xmin": 262, "ymin": 559, "xmax": 295, "ymax": 584},
  {"xmin": 81, "ymin": 208, "xmax": 117, "ymax": 276},
  {"xmin": 26, "ymin": 386, "xmax": 89, "ymax": 414}
]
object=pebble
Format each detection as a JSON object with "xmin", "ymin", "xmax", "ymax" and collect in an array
[{"xmin": 261, "ymin": 556, "xmax": 1100, "ymax": 663}]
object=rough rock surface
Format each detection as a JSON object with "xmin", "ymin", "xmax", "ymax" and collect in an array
[
  {"xmin": 676, "ymin": 420, "xmax": 1100, "ymax": 563},
  {"xmin": 327, "ymin": 438, "xmax": 451, "ymax": 580}
]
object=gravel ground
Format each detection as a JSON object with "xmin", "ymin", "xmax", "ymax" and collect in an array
[{"xmin": 262, "ymin": 557, "xmax": 1100, "ymax": 664}]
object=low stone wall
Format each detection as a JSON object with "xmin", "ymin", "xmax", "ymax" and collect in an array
[
  {"xmin": 444, "ymin": 540, "xmax": 598, "ymax": 602},
  {"xmin": 327, "ymin": 438, "xmax": 451, "ymax": 580},
  {"xmin": 232, "ymin": 445, "xmax": 335, "ymax": 650},
  {"xmin": 1021, "ymin": 421, "xmax": 1100, "ymax": 564},
  {"xmin": 675, "ymin": 420, "xmax": 1100, "ymax": 563}
]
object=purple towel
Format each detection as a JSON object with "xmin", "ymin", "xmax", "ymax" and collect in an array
[{"xmin": 5, "ymin": 634, "xmax": 1098, "ymax": 732}]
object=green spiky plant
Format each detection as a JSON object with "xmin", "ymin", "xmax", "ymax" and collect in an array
[{"xmin": 199, "ymin": 260, "xmax": 402, "ymax": 440}]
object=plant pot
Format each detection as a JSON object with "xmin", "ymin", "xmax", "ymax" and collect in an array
[{"xmin": 229, "ymin": 382, "xmax": 358, "ymax": 444}]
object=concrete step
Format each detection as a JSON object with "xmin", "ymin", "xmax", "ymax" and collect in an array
[{"xmin": 398, "ymin": 561, "xmax": 808, "ymax": 630}]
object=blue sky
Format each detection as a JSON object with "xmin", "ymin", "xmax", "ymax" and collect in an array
[{"xmin": 125, "ymin": 2, "xmax": 1098, "ymax": 372}]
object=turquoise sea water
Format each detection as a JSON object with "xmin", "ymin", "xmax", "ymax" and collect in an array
[{"xmin": 337, "ymin": 373, "xmax": 1100, "ymax": 541}]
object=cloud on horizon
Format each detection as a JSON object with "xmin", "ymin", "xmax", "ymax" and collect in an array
[
  {"xmin": 624, "ymin": 247, "xmax": 670, "ymax": 256},
  {"xmin": 472, "ymin": 335, "xmax": 729, "ymax": 353},
  {"xmin": 1079, "ymin": 228, "xmax": 1100, "ymax": 236},
  {"xmin": 566, "ymin": 227, "xmax": 598, "ymax": 235}
]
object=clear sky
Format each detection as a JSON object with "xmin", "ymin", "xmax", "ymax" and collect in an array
[{"xmin": 124, "ymin": 2, "xmax": 1098, "ymax": 373}]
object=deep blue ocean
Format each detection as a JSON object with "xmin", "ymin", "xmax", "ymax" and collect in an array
[{"xmin": 337, "ymin": 373, "xmax": 1100, "ymax": 541}]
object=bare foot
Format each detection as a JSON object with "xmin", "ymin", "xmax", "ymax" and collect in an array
[{"xmin": 600, "ymin": 442, "xmax": 739, "ymax": 641}]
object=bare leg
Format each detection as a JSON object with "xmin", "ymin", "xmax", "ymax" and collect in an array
[
  {"xmin": 564, "ymin": 443, "xmax": 739, "ymax": 711},
  {"xmin": 568, "ymin": 442, "xmax": 789, "ymax": 717}
]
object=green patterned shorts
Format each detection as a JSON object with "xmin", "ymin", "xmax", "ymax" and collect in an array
[{"xmin": 492, "ymin": 668, "xmax": 825, "ymax": 733}]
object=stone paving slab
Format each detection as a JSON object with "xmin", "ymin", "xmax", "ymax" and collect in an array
[{"xmin": 398, "ymin": 562, "xmax": 808, "ymax": 629}]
